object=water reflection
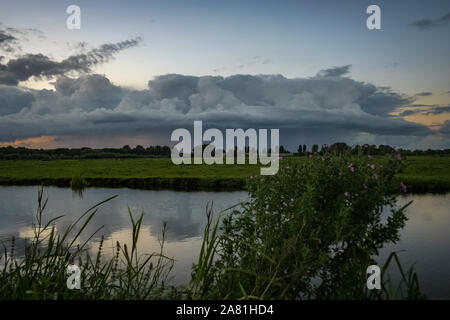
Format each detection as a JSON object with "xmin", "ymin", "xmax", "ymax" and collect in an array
[
  {"xmin": 378, "ymin": 193, "xmax": 450, "ymax": 299},
  {"xmin": 0, "ymin": 186, "xmax": 247, "ymax": 285},
  {"xmin": 0, "ymin": 187, "xmax": 449, "ymax": 296}
]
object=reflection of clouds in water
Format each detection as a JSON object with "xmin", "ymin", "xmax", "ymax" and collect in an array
[
  {"xmin": 0, "ymin": 186, "xmax": 247, "ymax": 285},
  {"xmin": 378, "ymin": 193, "xmax": 450, "ymax": 299},
  {"xmin": 398, "ymin": 194, "xmax": 449, "ymax": 223},
  {"xmin": 18, "ymin": 225, "xmax": 59, "ymax": 239},
  {"xmin": 89, "ymin": 225, "xmax": 205, "ymax": 285},
  {"xmin": 0, "ymin": 186, "xmax": 247, "ymax": 247}
]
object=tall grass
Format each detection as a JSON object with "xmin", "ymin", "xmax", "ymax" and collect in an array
[
  {"xmin": 0, "ymin": 187, "xmax": 175, "ymax": 300},
  {"xmin": 70, "ymin": 173, "xmax": 88, "ymax": 197}
]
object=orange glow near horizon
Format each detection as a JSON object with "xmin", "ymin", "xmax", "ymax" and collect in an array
[
  {"xmin": 0, "ymin": 136, "xmax": 59, "ymax": 149},
  {"xmin": 0, "ymin": 134, "xmax": 163, "ymax": 149},
  {"xmin": 404, "ymin": 113, "xmax": 450, "ymax": 130}
]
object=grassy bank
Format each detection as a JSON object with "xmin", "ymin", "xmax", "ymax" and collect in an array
[{"xmin": 0, "ymin": 155, "xmax": 448, "ymax": 192}]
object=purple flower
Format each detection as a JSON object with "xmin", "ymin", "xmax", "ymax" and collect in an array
[
  {"xmin": 279, "ymin": 156, "xmax": 283, "ymax": 161},
  {"xmin": 395, "ymin": 148, "xmax": 399, "ymax": 153},
  {"xmin": 400, "ymin": 182, "xmax": 407, "ymax": 193},
  {"xmin": 373, "ymin": 173, "xmax": 377, "ymax": 179},
  {"xmin": 344, "ymin": 192, "xmax": 349, "ymax": 197},
  {"xmin": 368, "ymin": 155, "xmax": 372, "ymax": 159},
  {"xmin": 350, "ymin": 167, "xmax": 355, "ymax": 172},
  {"xmin": 370, "ymin": 164, "xmax": 375, "ymax": 169},
  {"xmin": 363, "ymin": 184, "xmax": 367, "ymax": 189},
  {"xmin": 308, "ymin": 154, "xmax": 313, "ymax": 158},
  {"xmin": 321, "ymin": 157, "xmax": 325, "ymax": 161}
]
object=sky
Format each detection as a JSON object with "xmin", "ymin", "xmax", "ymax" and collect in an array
[{"xmin": 0, "ymin": 0, "xmax": 449, "ymax": 150}]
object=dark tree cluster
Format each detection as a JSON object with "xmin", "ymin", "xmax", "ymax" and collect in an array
[
  {"xmin": 296, "ymin": 142, "xmax": 450, "ymax": 156},
  {"xmin": 0, "ymin": 145, "xmax": 171, "ymax": 160}
]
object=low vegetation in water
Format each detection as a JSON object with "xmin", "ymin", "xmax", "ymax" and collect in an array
[{"xmin": 0, "ymin": 151, "xmax": 427, "ymax": 299}]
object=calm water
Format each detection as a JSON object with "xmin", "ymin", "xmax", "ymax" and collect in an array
[{"xmin": 0, "ymin": 186, "xmax": 449, "ymax": 298}]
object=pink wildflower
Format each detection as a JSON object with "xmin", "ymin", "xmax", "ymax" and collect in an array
[{"xmin": 400, "ymin": 182, "xmax": 407, "ymax": 193}]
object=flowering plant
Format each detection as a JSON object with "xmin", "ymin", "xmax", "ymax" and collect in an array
[{"xmin": 213, "ymin": 149, "xmax": 411, "ymax": 299}]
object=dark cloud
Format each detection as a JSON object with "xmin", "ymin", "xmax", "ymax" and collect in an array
[
  {"xmin": 440, "ymin": 120, "xmax": 450, "ymax": 135},
  {"xmin": 0, "ymin": 85, "xmax": 34, "ymax": 115},
  {"xmin": 0, "ymin": 26, "xmax": 45, "ymax": 54},
  {"xmin": 0, "ymin": 29, "xmax": 18, "ymax": 53},
  {"xmin": 0, "ymin": 71, "xmax": 436, "ymax": 146},
  {"xmin": 0, "ymin": 38, "xmax": 142, "ymax": 85},
  {"xmin": 411, "ymin": 12, "xmax": 450, "ymax": 30},
  {"xmin": 317, "ymin": 65, "xmax": 351, "ymax": 77},
  {"xmin": 399, "ymin": 104, "xmax": 450, "ymax": 116},
  {"xmin": 400, "ymin": 110, "xmax": 415, "ymax": 117},
  {"xmin": 415, "ymin": 92, "xmax": 432, "ymax": 96},
  {"xmin": 427, "ymin": 106, "xmax": 450, "ymax": 115},
  {"xmin": 357, "ymin": 88, "xmax": 413, "ymax": 117}
]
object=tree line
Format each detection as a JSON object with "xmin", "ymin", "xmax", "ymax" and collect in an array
[
  {"xmin": 292, "ymin": 143, "xmax": 450, "ymax": 156},
  {"xmin": 0, "ymin": 145, "xmax": 171, "ymax": 160},
  {"xmin": 0, "ymin": 142, "xmax": 448, "ymax": 160}
]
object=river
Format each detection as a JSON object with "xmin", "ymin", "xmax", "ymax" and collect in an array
[{"xmin": 0, "ymin": 186, "xmax": 448, "ymax": 298}]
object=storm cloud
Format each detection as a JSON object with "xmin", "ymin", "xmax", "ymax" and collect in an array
[
  {"xmin": 0, "ymin": 38, "xmax": 142, "ymax": 85},
  {"xmin": 0, "ymin": 69, "xmax": 438, "ymax": 147}
]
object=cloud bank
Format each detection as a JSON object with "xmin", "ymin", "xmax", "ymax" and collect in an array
[{"xmin": 1, "ymin": 66, "xmax": 446, "ymax": 149}]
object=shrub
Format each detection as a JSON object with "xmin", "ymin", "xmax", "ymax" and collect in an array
[{"xmin": 193, "ymin": 149, "xmax": 413, "ymax": 299}]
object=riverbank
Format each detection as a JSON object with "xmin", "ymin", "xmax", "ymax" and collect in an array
[{"xmin": 0, "ymin": 156, "xmax": 448, "ymax": 192}]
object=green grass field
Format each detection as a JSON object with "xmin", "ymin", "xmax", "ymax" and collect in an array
[{"xmin": 0, "ymin": 155, "xmax": 448, "ymax": 192}]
